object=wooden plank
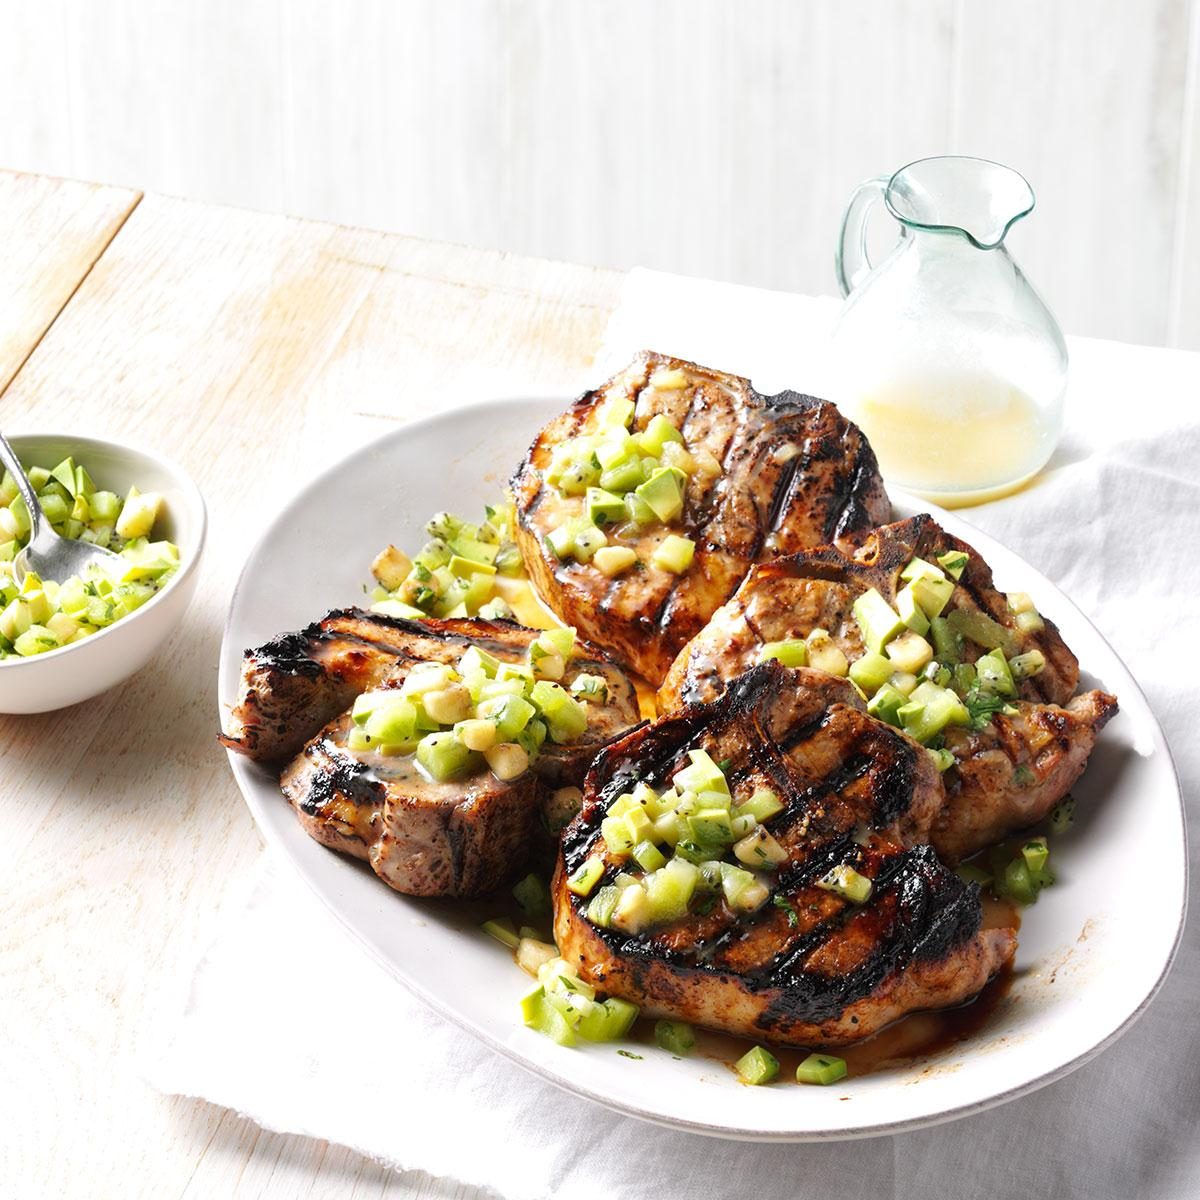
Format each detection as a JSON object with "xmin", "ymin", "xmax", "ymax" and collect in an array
[
  {"xmin": 0, "ymin": 190, "xmax": 620, "ymax": 1200},
  {"xmin": 0, "ymin": 171, "xmax": 139, "ymax": 396},
  {"xmin": 950, "ymin": 0, "xmax": 1193, "ymax": 346}
]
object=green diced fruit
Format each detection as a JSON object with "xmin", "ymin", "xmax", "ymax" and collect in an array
[
  {"xmin": 735, "ymin": 787, "xmax": 783, "ymax": 823},
  {"xmin": 975, "ymin": 648, "xmax": 1017, "ymax": 697},
  {"xmin": 655, "ymin": 1020, "xmax": 696, "ymax": 1056},
  {"xmin": 416, "ymin": 731, "xmax": 474, "ymax": 781},
  {"xmin": 997, "ymin": 858, "xmax": 1039, "ymax": 906},
  {"xmin": 13, "ymin": 625, "xmax": 58, "ymax": 656},
  {"xmin": 733, "ymin": 826, "xmax": 788, "ymax": 868},
  {"xmin": 599, "ymin": 456, "xmax": 646, "ymax": 494},
  {"xmin": 937, "ymin": 550, "xmax": 970, "ymax": 579},
  {"xmin": 946, "ymin": 608, "xmax": 1017, "ymax": 655},
  {"xmin": 482, "ymin": 917, "xmax": 520, "ymax": 949},
  {"xmin": 1049, "ymin": 797, "xmax": 1075, "ymax": 834},
  {"xmin": 796, "ymin": 1053, "xmax": 848, "ymax": 1086},
  {"xmin": 587, "ymin": 885, "xmax": 621, "ymax": 927},
  {"xmin": 735, "ymin": 1045, "xmax": 780, "ymax": 1086},
  {"xmin": 521, "ymin": 986, "xmax": 576, "ymax": 1046},
  {"xmin": 570, "ymin": 673, "xmax": 608, "ymax": 703},
  {"xmin": 567, "ymin": 855, "xmax": 605, "ymax": 897},
  {"xmin": 848, "ymin": 651, "xmax": 893, "ymax": 695},
  {"xmin": 651, "ymin": 534, "xmax": 695, "ymax": 574},
  {"xmin": 632, "ymin": 840, "xmax": 668, "ymax": 872},
  {"xmin": 1009, "ymin": 649, "xmax": 1046, "ymax": 680},
  {"xmin": 930, "ymin": 616, "xmax": 964, "ymax": 666},
  {"xmin": 576, "ymin": 997, "xmax": 639, "ymax": 1043},
  {"xmin": 485, "ymin": 741, "xmax": 530, "ymax": 780},
  {"xmin": 719, "ymin": 863, "xmax": 769, "ymax": 912},
  {"xmin": 929, "ymin": 747, "xmax": 957, "ymax": 772},
  {"xmin": 1021, "ymin": 836, "xmax": 1050, "ymax": 876},
  {"xmin": 912, "ymin": 574, "xmax": 955, "ymax": 619},
  {"xmin": 529, "ymin": 680, "xmax": 588, "ymax": 743},
  {"xmin": 759, "ymin": 639, "xmax": 808, "ymax": 668},
  {"xmin": 898, "ymin": 681, "xmax": 970, "ymax": 744},
  {"xmin": 900, "ymin": 556, "xmax": 946, "ymax": 583},
  {"xmin": 639, "ymin": 414, "xmax": 684, "ymax": 455},
  {"xmin": 513, "ymin": 873, "xmax": 552, "ymax": 921},
  {"xmin": 896, "ymin": 584, "xmax": 931, "ymax": 636},
  {"xmin": 572, "ymin": 524, "xmax": 607, "ymax": 564},
  {"xmin": 853, "ymin": 588, "xmax": 905, "ymax": 653},
  {"xmin": 623, "ymin": 491, "xmax": 657, "ymax": 527},
  {"xmin": 674, "ymin": 749, "xmax": 729, "ymax": 796},
  {"xmin": 448, "ymin": 554, "xmax": 496, "ymax": 579},
  {"xmin": 817, "ymin": 863, "xmax": 873, "ymax": 904},
  {"xmin": 1015, "ymin": 609, "xmax": 1045, "ymax": 634},
  {"xmin": 867, "ymin": 683, "xmax": 908, "ymax": 726},
  {"xmin": 635, "ymin": 466, "xmax": 687, "ymax": 523},
  {"xmin": 586, "ymin": 487, "xmax": 627, "ymax": 527},
  {"xmin": 688, "ymin": 808, "xmax": 735, "ymax": 846}
]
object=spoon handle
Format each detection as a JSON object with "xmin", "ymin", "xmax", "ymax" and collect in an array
[{"xmin": 0, "ymin": 432, "xmax": 48, "ymax": 548}]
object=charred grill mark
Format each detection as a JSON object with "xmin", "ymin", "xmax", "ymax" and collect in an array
[
  {"xmin": 298, "ymin": 739, "xmax": 383, "ymax": 816},
  {"xmin": 251, "ymin": 625, "xmax": 327, "ymax": 677}
]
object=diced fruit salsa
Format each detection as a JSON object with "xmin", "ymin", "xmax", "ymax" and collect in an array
[
  {"xmin": 0, "ymin": 457, "xmax": 179, "ymax": 660},
  {"xmin": 366, "ymin": 500, "xmax": 552, "ymax": 629},
  {"xmin": 570, "ymin": 750, "xmax": 871, "ymax": 936},
  {"xmin": 760, "ymin": 549, "xmax": 1047, "ymax": 768},
  {"xmin": 349, "ymin": 627, "xmax": 604, "ymax": 783},
  {"xmin": 540, "ymin": 367, "xmax": 720, "ymax": 578}
]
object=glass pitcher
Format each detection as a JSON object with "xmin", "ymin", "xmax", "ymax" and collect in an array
[{"xmin": 827, "ymin": 156, "xmax": 1067, "ymax": 506}]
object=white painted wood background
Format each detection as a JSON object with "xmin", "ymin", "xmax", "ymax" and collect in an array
[{"xmin": 1, "ymin": 0, "xmax": 1198, "ymax": 346}]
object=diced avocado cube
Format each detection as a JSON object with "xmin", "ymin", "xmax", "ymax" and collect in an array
[
  {"xmin": 759, "ymin": 639, "xmax": 808, "ymax": 668},
  {"xmin": 867, "ymin": 682, "xmax": 907, "ymax": 726},
  {"xmin": 370, "ymin": 598, "xmax": 426, "ymax": 620},
  {"xmin": 651, "ymin": 534, "xmax": 695, "ymax": 574},
  {"xmin": 635, "ymin": 466, "xmax": 687, "ymax": 523},
  {"xmin": 912, "ymin": 574, "xmax": 955, "ymax": 619},
  {"xmin": 899, "ymin": 556, "xmax": 946, "ymax": 583},
  {"xmin": 896, "ymin": 584, "xmax": 931, "ymax": 636},
  {"xmin": 50, "ymin": 457, "xmax": 77, "ymax": 497},
  {"xmin": 74, "ymin": 465, "xmax": 96, "ymax": 498},
  {"xmin": 852, "ymin": 588, "xmax": 905, "ymax": 653},
  {"xmin": 885, "ymin": 630, "xmax": 934, "ymax": 674},
  {"xmin": 976, "ymin": 648, "xmax": 1017, "ymax": 696},
  {"xmin": 937, "ymin": 550, "xmax": 970, "ymax": 579},
  {"xmin": 848, "ymin": 651, "xmax": 893, "ymax": 695},
  {"xmin": 586, "ymin": 487, "xmax": 627, "ymax": 527},
  {"xmin": 449, "ymin": 554, "xmax": 496, "ymax": 579}
]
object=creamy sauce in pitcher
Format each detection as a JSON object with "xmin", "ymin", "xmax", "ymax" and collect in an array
[{"xmin": 842, "ymin": 370, "xmax": 1058, "ymax": 507}]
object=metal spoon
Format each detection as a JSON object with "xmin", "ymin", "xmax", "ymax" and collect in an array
[{"xmin": 0, "ymin": 432, "xmax": 123, "ymax": 585}]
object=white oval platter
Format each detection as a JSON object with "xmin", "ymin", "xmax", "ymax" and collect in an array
[{"xmin": 218, "ymin": 397, "xmax": 1185, "ymax": 1141}]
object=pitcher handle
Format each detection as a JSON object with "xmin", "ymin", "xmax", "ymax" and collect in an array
[{"xmin": 835, "ymin": 175, "xmax": 890, "ymax": 297}]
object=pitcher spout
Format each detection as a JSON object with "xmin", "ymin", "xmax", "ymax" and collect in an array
[{"xmin": 884, "ymin": 156, "xmax": 1034, "ymax": 250}]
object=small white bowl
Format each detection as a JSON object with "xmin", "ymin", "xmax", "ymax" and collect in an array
[{"xmin": 0, "ymin": 433, "xmax": 206, "ymax": 714}]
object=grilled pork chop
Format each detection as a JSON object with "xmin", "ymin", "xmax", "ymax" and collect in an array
[
  {"xmin": 657, "ymin": 515, "xmax": 1117, "ymax": 862},
  {"xmin": 553, "ymin": 662, "xmax": 1015, "ymax": 1046},
  {"xmin": 221, "ymin": 611, "xmax": 642, "ymax": 897},
  {"xmin": 510, "ymin": 352, "xmax": 890, "ymax": 684},
  {"xmin": 220, "ymin": 607, "xmax": 638, "ymax": 780}
]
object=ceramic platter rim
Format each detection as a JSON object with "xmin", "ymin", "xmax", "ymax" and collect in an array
[{"xmin": 218, "ymin": 397, "xmax": 1186, "ymax": 1141}]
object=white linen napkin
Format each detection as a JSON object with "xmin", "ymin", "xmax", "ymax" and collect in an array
[{"xmin": 148, "ymin": 269, "xmax": 1200, "ymax": 1199}]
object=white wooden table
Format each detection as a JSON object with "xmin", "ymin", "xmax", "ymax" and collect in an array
[{"xmin": 0, "ymin": 171, "xmax": 622, "ymax": 1199}]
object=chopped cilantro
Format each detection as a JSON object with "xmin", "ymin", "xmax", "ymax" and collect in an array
[{"xmin": 772, "ymin": 894, "xmax": 799, "ymax": 927}]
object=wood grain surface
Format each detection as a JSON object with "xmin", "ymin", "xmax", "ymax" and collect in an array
[{"xmin": 0, "ymin": 177, "xmax": 621, "ymax": 1199}]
